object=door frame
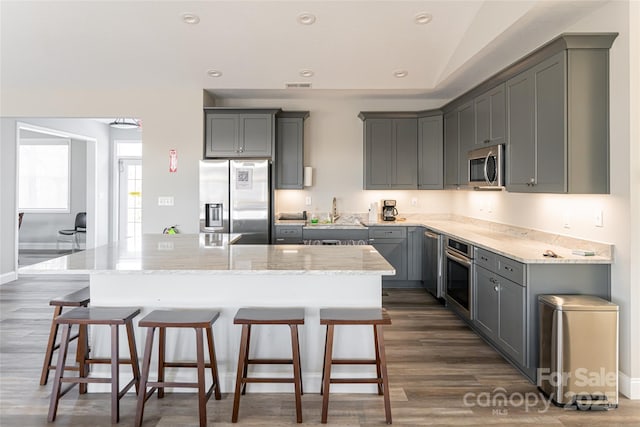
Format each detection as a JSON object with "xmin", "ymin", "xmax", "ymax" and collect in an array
[{"xmin": 14, "ymin": 122, "xmax": 98, "ymax": 271}]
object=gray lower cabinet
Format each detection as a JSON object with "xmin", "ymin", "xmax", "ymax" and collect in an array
[
  {"xmin": 507, "ymin": 46, "xmax": 610, "ymax": 193},
  {"xmin": 474, "ymin": 264, "xmax": 525, "ymax": 366},
  {"xmin": 406, "ymin": 227, "xmax": 424, "ymax": 281},
  {"xmin": 474, "ymin": 83, "xmax": 506, "ymax": 146},
  {"xmin": 204, "ymin": 110, "xmax": 277, "ymax": 158},
  {"xmin": 369, "ymin": 227, "xmax": 407, "ymax": 282},
  {"xmin": 418, "ymin": 115, "xmax": 443, "ymax": 189},
  {"xmin": 361, "ymin": 117, "xmax": 418, "ymax": 189},
  {"xmin": 275, "ymin": 112, "xmax": 309, "ymax": 189},
  {"xmin": 472, "ymin": 246, "xmax": 610, "ymax": 382},
  {"xmin": 273, "ymin": 225, "xmax": 303, "ymax": 244}
]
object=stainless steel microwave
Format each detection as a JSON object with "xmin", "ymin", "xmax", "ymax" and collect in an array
[{"xmin": 468, "ymin": 144, "xmax": 504, "ymax": 189}]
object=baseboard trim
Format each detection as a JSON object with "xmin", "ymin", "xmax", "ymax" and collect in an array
[
  {"xmin": 1, "ymin": 271, "xmax": 17, "ymax": 285},
  {"xmin": 619, "ymin": 371, "xmax": 640, "ymax": 399}
]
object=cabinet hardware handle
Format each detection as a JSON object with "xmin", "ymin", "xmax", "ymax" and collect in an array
[
  {"xmin": 504, "ymin": 266, "xmax": 513, "ymax": 272},
  {"xmin": 484, "ymin": 139, "xmax": 490, "ymax": 144},
  {"xmin": 494, "ymin": 285, "xmax": 499, "ymax": 292},
  {"xmin": 489, "ymin": 277, "xmax": 496, "ymax": 284},
  {"xmin": 481, "ymin": 256, "xmax": 488, "ymax": 261}
]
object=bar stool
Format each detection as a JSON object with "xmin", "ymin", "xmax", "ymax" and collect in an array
[
  {"xmin": 232, "ymin": 307, "xmax": 304, "ymax": 423},
  {"xmin": 40, "ymin": 286, "xmax": 90, "ymax": 386},
  {"xmin": 47, "ymin": 307, "xmax": 141, "ymax": 424},
  {"xmin": 320, "ymin": 307, "xmax": 392, "ymax": 424},
  {"xmin": 134, "ymin": 309, "xmax": 222, "ymax": 427}
]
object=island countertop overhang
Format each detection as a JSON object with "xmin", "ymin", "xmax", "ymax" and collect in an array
[{"xmin": 18, "ymin": 234, "xmax": 396, "ymax": 276}]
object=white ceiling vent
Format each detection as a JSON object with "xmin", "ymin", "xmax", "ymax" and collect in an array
[{"xmin": 285, "ymin": 82, "xmax": 312, "ymax": 89}]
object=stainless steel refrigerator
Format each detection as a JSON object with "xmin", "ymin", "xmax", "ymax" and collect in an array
[{"xmin": 199, "ymin": 159, "xmax": 271, "ymax": 244}]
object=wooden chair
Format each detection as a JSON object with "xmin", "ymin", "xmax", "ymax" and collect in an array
[
  {"xmin": 134, "ymin": 309, "xmax": 222, "ymax": 427},
  {"xmin": 232, "ymin": 307, "xmax": 304, "ymax": 423},
  {"xmin": 320, "ymin": 307, "xmax": 392, "ymax": 424},
  {"xmin": 47, "ymin": 307, "xmax": 141, "ymax": 424}
]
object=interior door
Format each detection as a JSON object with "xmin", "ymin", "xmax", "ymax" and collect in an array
[{"xmin": 118, "ymin": 159, "xmax": 142, "ymax": 241}]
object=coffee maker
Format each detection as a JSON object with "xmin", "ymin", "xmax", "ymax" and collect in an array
[{"xmin": 382, "ymin": 200, "xmax": 398, "ymax": 221}]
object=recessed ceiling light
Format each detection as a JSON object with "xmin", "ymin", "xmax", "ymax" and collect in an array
[
  {"xmin": 393, "ymin": 70, "xmax": 408, "ymax": 78},
  {"xmin": 181, "ymin": 13, "xmax": 200, "ymax": 25},
  {"xmin": 297, "ymin": 12, "xmax": 316, "ymax": 25},
  {"xmin": 207, "ymin": 70, "xmax": 223, "ymax": 78},
  {"xmin": 414, "ymin": 13, "xmax": 433, "ymax": 25},
  {"xmin": 299, "ymin": 69, "xmax": 314, "ymax": 78}
]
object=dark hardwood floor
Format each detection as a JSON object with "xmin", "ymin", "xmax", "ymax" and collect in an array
[{"xmin": 1, "ymin": 275, "xmax": 638, "ymax": 426}]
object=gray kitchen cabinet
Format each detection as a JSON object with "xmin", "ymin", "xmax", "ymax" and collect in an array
[
  {"xmin": 443, "ymin": 101, "xmax": 473, "ymax": 188},
  {"xmin": 507, "ymin": 46, "xmax": 611, "ymax": 193},
  {"xmin": 418, "ymin": 114, "xmax": 443, "ymax": 189},
  {"xmin": 474, "ymin": 83, "xmax": 506, "ymax": 146},
  {"xmin": 273, "ymin": 225, "xmax": 303, "ymax": 244},
  {"xmin": 443, "ymin": 110, "xmax": 459, "ymax": 187},
  {"xmin": 369, "ymin": 227, "xmax": 407, "ymax": 282},
  {"xmin": 407, "ymin": 227, "xmax": 424, "ymax": 281},
  {"xmin": 275, "ymin": 111, "xmax": 309, "ymax": 189},
  {"xmin": 204, "ymin": 109, "xmax": 278, "ymax": 158},
  {"xmin": 472, "ymin": 246, "xmax": 609, "ymax": 382},
  {"xmin": 457, "ymin": 100, "xmax": 474, "ymax": 187},
  {"xmin": 360, "ymin": 114, "xmax": 418, "ymax": 189}
]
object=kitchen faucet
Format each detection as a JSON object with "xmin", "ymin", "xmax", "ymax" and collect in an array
[{"xmin": 332, "ymin": 197, "xmax": 339, "ymax": 222}]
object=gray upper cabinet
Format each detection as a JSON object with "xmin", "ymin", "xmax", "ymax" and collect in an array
[
  {"xmin": 275, "ymin": 112, "xmax": 309, "ymax": 189},
  {"xmin": 475, "ymin": 83, "xmax": 506, "ymax": 146},
  {"xmin": 361, "ymin": 114, "xmax": 418, "ymax": 189},
  {"xmin": 204, "ymin": 109, "xmax": 278, "ymax": 158},
  {"xmin": 457, "ymin": 101, "xmax": 475, "ymax": 187},
  {"xmin": 443, "ymin": 110, "xmax": 459, "ymax": 187},
  {"xmin": 507, "ymin": 41, "xmax": 612, "ymax": 193},
  {"xmin": 418, "ymin": 114, "xmax": 443, "ymax": 189}
]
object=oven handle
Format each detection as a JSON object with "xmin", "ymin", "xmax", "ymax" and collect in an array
[{"xmin": 445, "ymin": 248, "xmax": 472, "ymax": 267}]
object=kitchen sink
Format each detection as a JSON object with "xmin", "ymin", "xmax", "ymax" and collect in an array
[{"xmin": 304, "ymin": 223, "xmax": 366, "ymax": 229}]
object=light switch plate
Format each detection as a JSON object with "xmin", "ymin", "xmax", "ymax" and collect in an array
[
  {"xmin": 158, "ymin": 196, "xmax": 174, "ymax": 206},
  {"xmin": 305, "ymin": 196, "xmax": 312, "ymax": 206},
  {"xmin": 595, "ymin": 210, "xmax": 603, "ymax": 227}
]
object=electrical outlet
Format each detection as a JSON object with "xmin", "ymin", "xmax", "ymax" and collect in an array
[
  {"xmin": 305, "ymin": 196, "xmax": 312, "ymax": 206},
  {"xmin": 158, "ymin": 196, "xmax": 174, "ymax": 206},
  {"xmin": 595, "ymin": 210, "xmax": 603, "ymax": 227},
  {"xmin": 411, "ymin": 197, "xmax": 418, "ymax": 207}
]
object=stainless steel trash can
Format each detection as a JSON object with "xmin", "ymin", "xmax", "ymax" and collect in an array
[{"xmin": 538, "ymin": 295, "xmax": 618, "ymax": 409}]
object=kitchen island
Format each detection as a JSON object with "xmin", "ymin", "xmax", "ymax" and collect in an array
[{"xmin": 19, "ymin": 234, "xmax": 395, "ymax": 393}]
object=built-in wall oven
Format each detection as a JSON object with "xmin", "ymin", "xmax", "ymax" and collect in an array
[{"xmin": 444, "ymin": 237, "xmax": 473, "ymax": 320}]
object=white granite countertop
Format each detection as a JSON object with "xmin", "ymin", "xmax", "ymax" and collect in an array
[
  {"xmin": 363, "ymin": 215, "xmax": 612, "ymax": 264},
  {"xmin": 18, "ymin": 233, "xmax": 395, "ymax": 276}
]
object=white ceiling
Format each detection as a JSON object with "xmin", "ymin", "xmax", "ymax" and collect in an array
[{"xmin": 0, "ymin": 0, "xmax": 609, "ymax": 101}]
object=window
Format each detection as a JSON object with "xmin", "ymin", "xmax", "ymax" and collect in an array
[{"xmin": 18, "ymin": 139, "xmax": 70, "ymax": 212}]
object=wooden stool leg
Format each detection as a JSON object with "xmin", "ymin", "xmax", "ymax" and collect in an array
[
  {"xmin": 241, "ymin": 324, "xmax": 251, "ymax": 395},
  {"xmin": 135, "ymin": 327, "xmax": 156, "ymax": 427},
  {"xmin": 373, "ymin": 324, "xmax": 383, "ymax": 395},
  {"xmin": 126, "ymin": 320, "xmax": 141, "ymax": 395},
  {"xmin": 290, "ymin": 325, "xmax": 303, "ymax": 423},
  {"xmin": 158, "ymin": 327, "xmax": 166, "ymax": 398},
  {"xmin": 375, "ymin": 325, "xmax": 392, "ymax": 424},
  {"xmin": 232, "ymin": 324, "xmax": 250, "ymax": 423},
  {"xmin": 320, "ymin": 327, "xmax": 328, "ymax": 395},
  {"xmin": 195, "ymin": 328, "xmax": 208, "ymax": 427},
  {"xmin": 321, "ymin": 324, "xmax": 335, "ymax": 424},
  {"xmin": 47, "ymin": 323, "xmax": 71, "ymax": 422},
  {"xmin": 295, "ymin": 325, "xmax": 303, "ymax": 396},
  {"xmin": 77, "ymin": 324, "xmax": 89, "ymax": 394},
  {"xmin": 110, "ymin": 324, "xmax": 120, "ymax": 424},
  {"xmin": 206, "ymin": 326, "xmax": 221, "ymax": 400},
  {"xmin": 40, "ymin": 306, "xmax": 63, "ymax": 385}
]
